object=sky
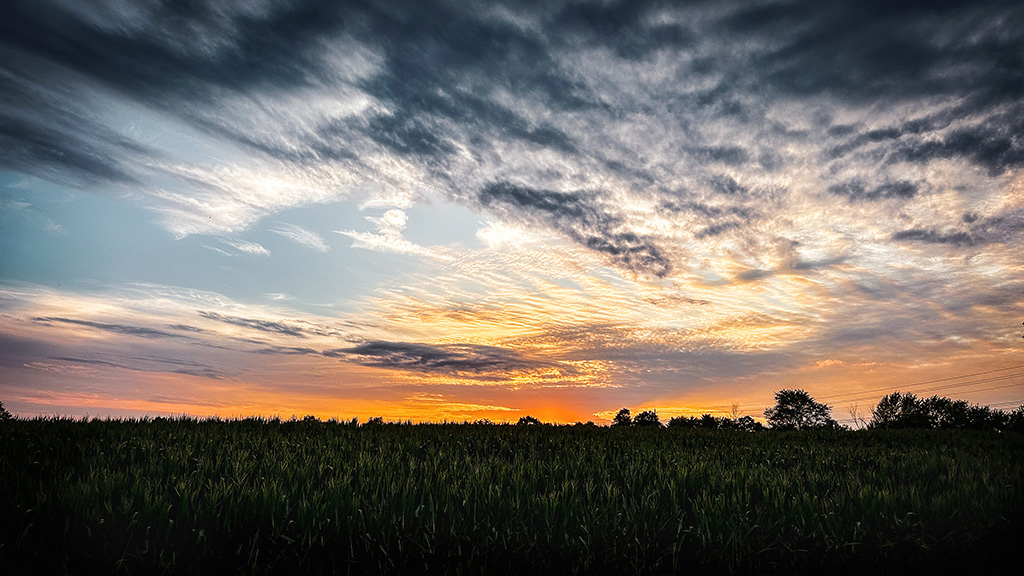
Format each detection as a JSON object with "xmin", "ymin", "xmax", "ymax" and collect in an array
[{"xmin": 1, "ymin": 0, "xmax": 1023, "ymax": 425}]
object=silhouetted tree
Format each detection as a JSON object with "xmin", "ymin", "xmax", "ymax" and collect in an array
[
  {"xmin": 633, "ymin": 410, "xmax": 661, "ymax": 427},
  {"xmin": 764, "ymin": 389, "xmax": 838, "ymax": 430},
  {"xmin": 1009, "ymin": 405, "xmax": 1024, "ymax": 432},
  {"xmin": 699, "ymin": 413, "xmax": 720, "ymax": 429},
  {"xmin": 517, "ymin": 415, "xmax": 542, "ymax": 426},
  {"xmin": 612, "ymin": 408, "xmax": 632, "ymax": 426},
  {"xmin": 667, "ymin": 415, "xmax": 697, "ymax": 428},
  {"xmin": 0, "ymin": 401, "xmax": 11, "ymax": 421},
  {"xmin": 666, "ymin": 413, "xmax": 765, "ymax": 431},
  {"xmin": 870, "ymin": 392, "xmax": 1005, "ymax": 430},
  {"xmin": 870, "ymin": 392, "xmax": 931, "ymax": 429},
  {"xmin": 735, "ymin": 415, "xmax": 764, "ymax": 432}
]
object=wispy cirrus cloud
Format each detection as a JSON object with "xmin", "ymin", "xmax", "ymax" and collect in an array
[
  {"xmin": 269, "ymin": 222, "xmax": 329, "ymax": 252},
  {"xmin": 336, "ymin": 208, "xmax": 452, "ymax": 260},
  {"xmin": 220, "ymin": 238, "xmax": 270, "ymax": 257}
]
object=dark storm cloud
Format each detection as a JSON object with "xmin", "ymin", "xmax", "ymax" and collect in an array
[
  {"xmin": 479, "ymin": 182, "xmax": 672, "ymax": 277},
  {"xmin": 326, "ymin": 340, "xmax": 577, "ymax": 380}
]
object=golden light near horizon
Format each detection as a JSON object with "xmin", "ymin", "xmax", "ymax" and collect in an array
[{"xmin": 2, "ymin": 0, "xmax": 1023, "ymax": 425}]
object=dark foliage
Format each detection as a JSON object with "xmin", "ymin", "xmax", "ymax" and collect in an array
[
  {"xmin": 667, "ymin": 414, "xmax": 764, "ymax": 431},
  {"xmin": 517, "ymin": 415, "xmax": 542, "ymax": 426},
  {"xmin": 632, "ymin": 410, "xmax": 661, "ymax": 427},
  {"xmin": 763, "ymin": 389, "xmax": 839, "ymax": 430},
  {"xmin": 0, "ymin": 401, "xmax": 11, "ymax": 421},
  {"xmin": 612, "ymin": 408, "xmax": 632, "ymax": 427},
  {"xmin": 870, "ymin": 392, "xmax": 1022, "ymax": 431}
]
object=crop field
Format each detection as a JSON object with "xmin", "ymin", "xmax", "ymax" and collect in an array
[{"xmin": 2, "ymin": 418, "xmax": 1022, "ymax": 575}]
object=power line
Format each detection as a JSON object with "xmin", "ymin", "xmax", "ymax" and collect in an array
[
  {"xmin": 815, "ymin": 360, "xmax": 1024, "ymax": 401},
  {"xmin": 814, "ymin": 363, "xmax": 1024, "ymax": 404},
  {"xmin": 988, "ymin": 399, "xmax": 1024, "ymax": 409},
  {"xmin": 823, "ymin": 380, "xmax": 1024, "ymax": 409}
]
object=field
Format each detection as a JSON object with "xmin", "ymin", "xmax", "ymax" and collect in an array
[{"xmin": 2, "ymin": 418, "xmax": 1022, "ymax": 574}]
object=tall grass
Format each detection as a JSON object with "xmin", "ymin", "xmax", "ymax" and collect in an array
[{"xmin": 1, "ymin": 418, "xmax": 1021, "ymax": 574}]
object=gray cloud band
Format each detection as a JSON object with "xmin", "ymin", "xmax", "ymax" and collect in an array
[{"xmin": 1, "ymin": 0, "xmax": 1022, "ymax": 275}]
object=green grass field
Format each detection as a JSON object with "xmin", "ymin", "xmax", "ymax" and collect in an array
[{"xmin": 2, "ymin": 418, "xmax": 1022, "ymax": 574}]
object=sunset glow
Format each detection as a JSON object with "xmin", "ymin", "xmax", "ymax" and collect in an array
[{"xmin": 2, "ymin": 0, "xmax": 1022, "ymax": 425}]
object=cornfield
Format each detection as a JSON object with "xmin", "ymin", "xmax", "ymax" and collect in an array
[{"xmin": 1, "ymin": 417, "xmax": 1021, "ymax": 574}]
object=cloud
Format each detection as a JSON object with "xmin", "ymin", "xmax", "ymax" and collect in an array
[
  {"xmin": 336, "ymin": 208, "xmax": 451, "ymax": 259},
  {"xmin": 220, "ymin": 238, "xmax": 270, "ymax": 256},
  {"xmin": 32, "ymin": 316, "xmax": 194, "ymax": 340},
  {"xmin": 2, "ymin": 1, "xmax": 1024, "ymax": 417},
  {"xmin": 49, "ymin": 355, "xmax": 226, "ymax": 380},
  {"xmin": 269, "ymin": 222, "xmax": 329, "ymax": 252},
  {"xmin": 827, "ymin": 179, "xmax": 919, "ymax": 202},
  {"xmin": 2, "ymin": 0, "xmax": 1020, "ymax": 281},
  {"xmin": 327, "ymin": 340, "xmax": 578, "ymax": 381},
  {"xmin": 891, "ymin": 228, "xmax": 981, "ymax": 247},
  {"xmin": 197, "ymin": 311, "xmax": 345, "ymax": 338},
  {"xmin": 478, "ymin": 182, "xmax": 672, "ymax": 277}
]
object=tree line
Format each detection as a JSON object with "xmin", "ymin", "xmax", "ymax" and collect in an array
[
  {"xmin": 549, "ymin": 389, "xmax": 1024, "ymax": 432},
  {"xmin": 4, "ymin": 393, "xmax": 1023, "ymax": 431}
]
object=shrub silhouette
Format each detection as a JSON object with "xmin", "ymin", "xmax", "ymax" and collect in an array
[
  {"xmin": 0, "ymin": 401, "xmax": 11, "ymax": 421},
  {"xmin": 517, "ymin": 415, "xmax": 542, "ymax": 426}
]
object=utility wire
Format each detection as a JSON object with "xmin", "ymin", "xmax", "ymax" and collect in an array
[
  {"xmin": 816, "ymin": 372, "xmax": 1024, "ymax": 405},
  {"xmin": 823, "ymin": 368, "xmax": 1024, "ymax": 401},
  {"xmin": 821, "ymin": 382, "xmax": 1024, "ymax": 410},
  {"xmin": 813, "ymin": 363, "xmax": 1024, "ymax": 404}
]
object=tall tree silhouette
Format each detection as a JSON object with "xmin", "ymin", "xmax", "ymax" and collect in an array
[{"xmin": 763, "ymin": 389, "xmax": 838, "ymax": 430}]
